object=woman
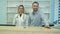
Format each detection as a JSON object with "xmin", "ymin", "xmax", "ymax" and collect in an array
[{"xmin": 13, "ymin": 5, "xmax": 28, "ymax": 26}]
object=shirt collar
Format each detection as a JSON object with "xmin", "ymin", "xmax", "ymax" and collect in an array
[{"xmin": 32, "ymin": 10, "xmax": 39, "ymax": 15}]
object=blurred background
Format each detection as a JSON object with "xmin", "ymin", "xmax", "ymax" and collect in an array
[{"xmin": 0, "ymin": 0, "xmax": 58, "ymax": 25}]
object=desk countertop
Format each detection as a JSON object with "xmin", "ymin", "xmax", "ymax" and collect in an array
[{"xmin": 0, "ymin": 26, "xmax": 60, "ymax": 34}]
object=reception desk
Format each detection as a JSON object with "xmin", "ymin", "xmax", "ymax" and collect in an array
[{"xmin": 0, "ymin": 26, "xmax": 60, "ymax": 34}]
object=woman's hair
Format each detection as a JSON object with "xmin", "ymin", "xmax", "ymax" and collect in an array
[{"xmin": 18, "ymin": 5, "xmax": 24, "ymax": 13}]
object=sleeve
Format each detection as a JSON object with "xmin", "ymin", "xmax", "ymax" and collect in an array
[
  {"xmin": 40, "ymin": 11, "xmax": 49, "ymax": 26},
  {"xmin": 28, "ymin": 15, "xmax": 31, "ymax": 26},
  {"xmin": 23, "ymin": 15, "xmax": 29, "ymax": 26}
]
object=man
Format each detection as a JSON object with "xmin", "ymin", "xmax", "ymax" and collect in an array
[{"xmin": 28, "ymin": 2, "xmax": 49, "ymax": 27}]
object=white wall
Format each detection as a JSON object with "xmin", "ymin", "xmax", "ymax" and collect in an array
[{"xmin": 7, "ymin": 0, "xmax": 50, "ymax": 24}]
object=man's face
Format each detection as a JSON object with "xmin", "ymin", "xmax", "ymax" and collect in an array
[
  {"xmin": 18, "ymin": 6, "xmax": 24, "ymax": 14},
  {"xmin": 32, "ymin": 3, "xmax": 39, "ymax": 11}
]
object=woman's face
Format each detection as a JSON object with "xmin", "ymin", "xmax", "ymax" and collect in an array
[{"xmin": 18, "ymin": 6, "xmax": 24, "ymax": 14}]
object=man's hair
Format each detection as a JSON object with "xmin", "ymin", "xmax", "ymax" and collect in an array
[{"xmin": 32, "ymin": 1, "xmax": 39, "ymax": 5}]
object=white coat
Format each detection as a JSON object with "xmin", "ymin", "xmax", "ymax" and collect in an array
[{"xmin": 13, "ymin": 13, "xmax": 28, "ymax": 26}]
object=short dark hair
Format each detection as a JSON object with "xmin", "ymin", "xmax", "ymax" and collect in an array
[{"xmin": 32, "ymin": 1, "xmax": 39, "ymax": 5}]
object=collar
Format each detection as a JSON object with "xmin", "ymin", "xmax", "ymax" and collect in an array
[{"xmin": 32, "ymin": 10, "xmax": 39, "ymax": 15}]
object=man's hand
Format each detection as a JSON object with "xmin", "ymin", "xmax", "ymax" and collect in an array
[{"xmin": 44, "ymin": 25, "xmax": 51, "ymax": 29}]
